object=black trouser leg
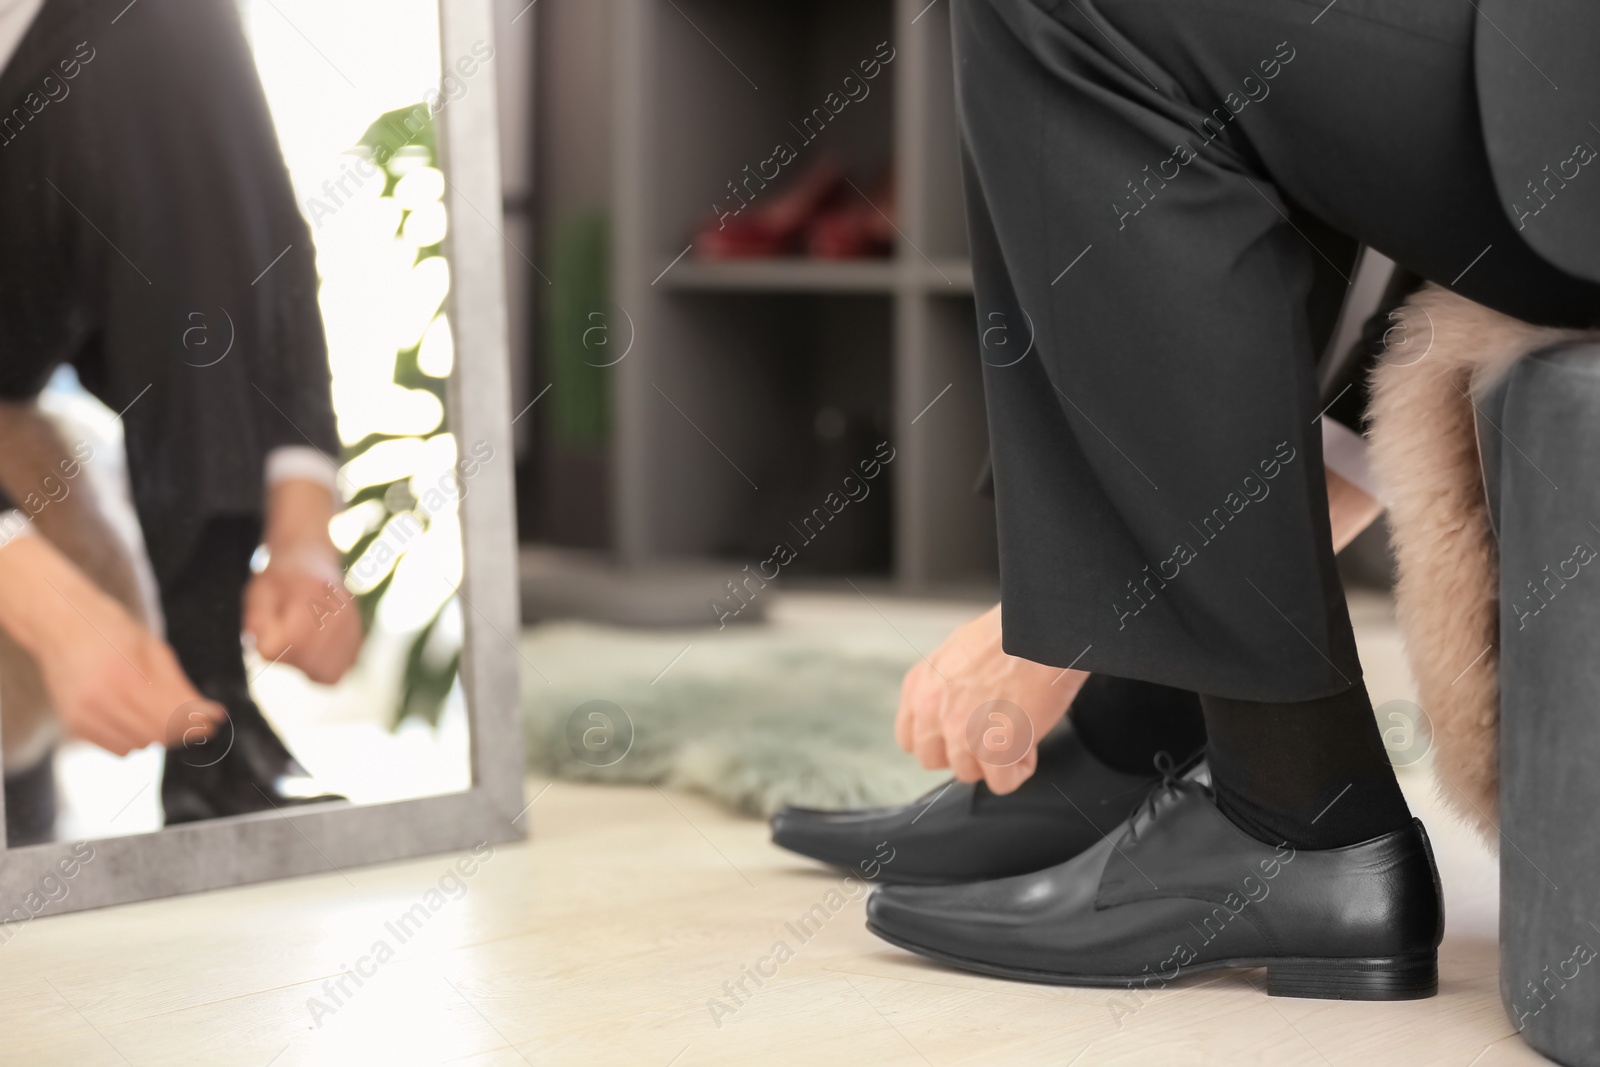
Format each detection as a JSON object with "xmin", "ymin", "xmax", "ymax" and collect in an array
[
  {"xmin": 949, "ymin": 0, "xmax": 1569, "ymax": 846},
  {"xmin": 158, "ymin": 515, "xmax": 257, "ymax": 692},
  {"xmin": 156, "ymin": 514, "xmax": 344, "ymax": 824},
  {"xmin": 953, "ymin": 0, "xmax": 1600, "ymax": 700},
  {"xmin": 954, "ymin": 0, "xmax": 1358, "ymax": 701}
]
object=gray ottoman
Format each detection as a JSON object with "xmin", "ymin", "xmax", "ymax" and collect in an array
[{"xmin": 1483, "ymin": 343, "xmax": 1600, "ymax": 1066}]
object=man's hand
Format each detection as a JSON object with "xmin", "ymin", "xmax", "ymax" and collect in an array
[
  {"xmin": 0, "ymin": 534, "xmax": 219, "ymax": 756},
  {"xmin": 244, "ymin": 477, "xmax": 362, "ymax": 685},
  {"xmin": 244, "ymin": 548, "xmax": 362, "ymax": 686},
  {"xmin": 1327, "ymin": 468, "xmax": 1384, "ymax": 553},
  {"xmin": 895, "ymin": 603, "xmax": 1087, "ymax": 794}
]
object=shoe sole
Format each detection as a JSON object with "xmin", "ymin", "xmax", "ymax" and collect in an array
[
  {"xmin": 866, "ymin": 921, "xmax": 1438, "ymax": 1001},
  {"xmin": 801, "ymin": 862, "xmax": 1006, "ymax": 887},
  {"xmin": 781, "ymin": 846, "xmax": 1096, "ymax": 887},
  {"xmin": 800, "ymin": 859, "xmax": 1096, "ymax": 888}
]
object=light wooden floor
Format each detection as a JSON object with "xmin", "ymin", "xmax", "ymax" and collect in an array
[
  {"xmin": 0, "ymin": 771, "xmax": 1546, "ymax": 1067},
  {"xmin": 0, "ymin": 595, "xmax": 1553, "ymax": 1066}
]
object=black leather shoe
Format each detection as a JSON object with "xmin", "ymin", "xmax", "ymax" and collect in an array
[
  {"xmin": 162, "ymin": 679, "xmax": 345, "ymax": 825},
  {"xmin": 866, "ymin": 778, "xmax": 1443, "ymax": 1000},
  {"xmin": 770, "ymin": 725, "xmax": 1176, "ymax": 885},
  {"xmin": 4, "ymin": 751, "xmax": 56, "ymax": 846}
]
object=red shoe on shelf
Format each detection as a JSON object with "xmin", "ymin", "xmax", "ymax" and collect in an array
[
  {"xmin": 806, "ymin": 167, "xmax": 896, "ymax": 259},
  {"xmin": 693, "ymin": 155, "xmax": 846, "ymax": 259}
]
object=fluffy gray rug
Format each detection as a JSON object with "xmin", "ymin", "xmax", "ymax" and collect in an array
[{"xmin": 519, "ymin": 595, "xmax": 973, "ymax": 816}]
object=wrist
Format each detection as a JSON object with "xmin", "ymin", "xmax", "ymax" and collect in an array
[
  {"xmin": 264, "ymin": 525, "xmax": 338, "ymax": 560},
  {"xmin": 264, "ymin": 542, "xmax": 345, "ymax": 585},
  {"xmin": 263, "ymin": 477, "xmax": 339, "ymax": 557}
]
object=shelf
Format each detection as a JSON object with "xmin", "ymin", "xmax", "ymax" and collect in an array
[
  {"xmin": 663, "ymin": 257, "xmax": 898, "ymax": 293},
  {"xmin": 610, "ymin": 0, "xmax": 995, "ymax": 586},
  {"xmin": 658, "ymin": 255, "xmax": 972, "ymax": 295},
  {"xmin": 913, "ymin": 257, "xmax": 973, "ymax": 293}
]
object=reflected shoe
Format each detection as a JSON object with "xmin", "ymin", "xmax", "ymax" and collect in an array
[
  {"xmin": 4, "ymin": 751, "xmax": 57, "ymax": 846},
  {"xmin": 866, "ymin": 778, "xmax": 1443, "ymax": 1000},
  {"xmin": 162, "ymin": 680, "xmax": 345, "ymax": 825},
  {"xmin": 769, "ymin": 726, "xmax": 1175, "ymax": 886}
]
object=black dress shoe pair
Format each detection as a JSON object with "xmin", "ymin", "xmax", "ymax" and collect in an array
[
  {"xmin": 162, "ymin": 679, "xmax": 345, "ymax": 825},
  {"xmin": 771, "ymin": 733, "xmax": 1443, "ymax": 1000}
]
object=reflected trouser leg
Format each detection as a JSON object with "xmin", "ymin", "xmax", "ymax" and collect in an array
[
  {"xmin": 157, "ymin": 515, "xmax": 257, "ymax": 694},
  {"xmin": 158, "ymin": 516, "xmax": 345, "ymax": 825}
]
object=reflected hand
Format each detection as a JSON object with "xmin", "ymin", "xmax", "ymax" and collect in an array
[
  {"xmin": 894, "ymin": 603, "xmax": 1087, "ymax": 794},
  {"xmin": 1, "ymin": 535, "xmax": 219, "ymax": 756},
  {"xmin": 244, "ymin": 546, "xmax": 363, "ymax": 686}
]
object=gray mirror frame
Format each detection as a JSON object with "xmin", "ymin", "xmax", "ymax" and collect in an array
[{"xmin": 0, "ymin": 0, "xmax": 526, "ymax": 919}]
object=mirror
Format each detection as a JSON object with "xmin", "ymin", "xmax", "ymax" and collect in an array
[{"xmin": 0, "ymin": 0, "xmax": 521, "ymax": 905}]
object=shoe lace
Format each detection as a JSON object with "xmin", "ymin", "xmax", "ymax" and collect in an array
[{"xmin": 1123, "ymin": 747, "xmax": 1201, "ymax": 846}]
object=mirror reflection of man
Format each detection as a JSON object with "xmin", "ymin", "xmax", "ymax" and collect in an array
[{"xmin": 0, "ymin": 0, "xmax": 362, "ymax": 841}]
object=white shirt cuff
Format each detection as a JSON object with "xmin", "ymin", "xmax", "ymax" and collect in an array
[
  {"xmin": 265, "ymin": 446, "xmax": 339, "ymax": 492},
  {"xmin": 0, "ymin": 509, "xmax": 35, "ymax": 552},
  {"xmin": 1321, "ymin": 418, "xmax": 1380, "ymax": 500}
]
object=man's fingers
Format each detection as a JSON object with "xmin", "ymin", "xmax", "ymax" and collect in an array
[
  {"xmin": 894, "ymin": 662, "xmax": 925, "ymax": 753},
  {"xmin": 281, "ymin": 616, "xmax": 360, "ymax": 685},
  {"xmin": 242, "ymin": 575, "xmax": 276, "ymax": 634},
  {"xmin": 250, "ymin": 573, "xmax": 366, "ymax": 686},
  {"xmin": 913, "ymin": 733, "xmax": 949, "ymax": 770},
  {"xmin": 278, "ymin": 589, "xmax": 327, "ymax": 647},
  {"xmin": 912, "ymin": 670, "xmax": 957, "ymax": 770},
  {"xmin": 251, "ymin": 615, "xmax": 288, "ymax": 659},
  {"xmin": 66, "ymin": 699, "xmax": 140, "ymax": 756},
  {"xmin": 94, "ymin": 689, "xmax": 166, "ymax": 753},
  {"xmin": 244, "ymin": 577, "xmax": 291, "ymax": 657},
  {"xmin": 130, "ymin": 691, "xmax": 185, "ymax": 748},
  {"xmin": 983, "ymin": 745, "xmax": 1038, "ymax": 795},
  {"xmin": 894, "ymin": 704, "xmax": 912, "ymax": 754},
  {"xmin": 167, "ymin": 705, "xmax": 222, "ymax": 748},
  {"xmin": 154, "ymin": 687, "xmax": 224, "ymax": 747},
  {"xmin": 135, "ymin": 645, "xmax": 217, "ymax": 745},
  {"xmin": 943, "ymin": 705, "xmax": 985, "ymax": 784},
  {"xmin": 912, "ymin": 697, "xmax": 950, "ymax": 770},
  {"xmin": 97, "ymin": 656, "xmax": 177, "ymax": 748}
]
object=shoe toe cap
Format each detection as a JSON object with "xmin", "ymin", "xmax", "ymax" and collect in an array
[
  {"xmin": 866, "ymin": 882, "xmax": 1008, "ymax": 959},
  {"xmin": 770, "ymin": 806, "xmax": 872, "ymax": 866}
]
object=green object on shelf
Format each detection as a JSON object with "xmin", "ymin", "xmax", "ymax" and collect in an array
[{"xmin": 543, "ymin": 211, "xmax": 612, "ymax": 449}]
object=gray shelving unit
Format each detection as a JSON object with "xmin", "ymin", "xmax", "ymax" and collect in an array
[{"xmin": 611, "ymin": 0, "xmax": 996, "ymax": 588}]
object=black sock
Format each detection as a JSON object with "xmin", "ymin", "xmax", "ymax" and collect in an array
[
  {"xmin": 1200, "ymin": 680, "xmax": 1412, "ymax": 850},
  {"xmin": 1067, "ymin": 674, "xmax": 1207, "ymax": 776}
]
